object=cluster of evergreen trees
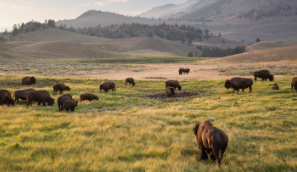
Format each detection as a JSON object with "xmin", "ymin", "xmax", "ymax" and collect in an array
[{"xmin": 195, "ymin": 45, "xmax": 246, "ymax": 57}]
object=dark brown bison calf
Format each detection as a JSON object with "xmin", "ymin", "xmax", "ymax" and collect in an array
[
  {"xmin": 126, "ymin": 78, "xmax": 135, "ymax": 86},
  {"xmin": 225, "ymin": 77, "xmax": 253, "ymax": 93},
  {"xmin": 53, "ymin": 83, "xmax": 70, "ymax": 95},
  {"xmin": 80, "ymin": 93, "xmax": 98, "ymax": 102},
  {"xmin": 100, "ymin": 81, "xmax": 116, "ymax": 93},
  {"xmin": 271, "ymin": 83, "xmax": 279, "ymax": 90},
  {"xmin": 63, "ymin": 99, "xmax": 78, "ymax": 112},
  {"xmin": 14, "ymin": 89, "xmax": 35, "ymax": 103},
  {"xmin": 164, "ymin": 87, "xmax": 175, "ymax": 97},
  {"xmin": 0, "ymin": 90, "xmax": 15, "ymax": 106},
  {"xmin": 57, "ymin": 94, "xmax": 72, "ymax": 111},
  {"xmin": 20, "ymin": 76, "xmax": 36, "ymax": 85},
  {"xmin": 26, "ymin": 90, "xmax": 54, "ymax": 107},
  {"xmin": 193, "ymin": 120, "xmax": 228, "ymax": 169},
  {"xmin": 254, "ymin": 70, "xmax": 274, "ymax": 81},
  {"xmin": 165, "ymin": 80, "xmax": 182, "ymax": 91},
  {"xmin": 291, "ymin": 77, "xmax": 297, "ymax": 92}
]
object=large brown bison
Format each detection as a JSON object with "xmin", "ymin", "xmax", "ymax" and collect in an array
[
  {"xmin": 53, "ymin": 83, "xmax": 70, "ymax": 95},
  {"xmin": 291, "ymin": 77, "xmax": 297, "ymax": 92},
  {"xmin": 225, "ymin": 77, "xmax": 253, "ymax": 93},
  {"xmin": 100, "ymin": 81, "xmax": 116, "ymax": 93},
  {"xmin": 63, "ymin": 99, "xmax": 78, "ymax": 112},
  {"xmin": 179, "ymin": 68, "xmax": 190, "ymax": 75},
  {"xmin": 26, "ymin": 90, "xmax": 54, "ymax": 107},
  {"xmin": 164, "ymin": 87, "xmax": 175, "ymax": 97},
  {"xmin": 125, "ymin": 78, "xmax": 135, "ymax": 86},
  {"xmin": 271, "ymin": 83, "xmax": 279, "ymax": 90},
  {"xmin": 0, "ymin": 90, "xmax": 15, "ymax": 106},
  {"xmin": 57, "ymin": 94, "xmax": 72, "ymax": 111},
  {"xmin": 14, "ymin": 89, "xmax": 35, "ymax": 103},
  {"xmin": 165, "ymin": 80, "xmax": 181, "ymax": 91},
  {"xmin": 193, "ymin": 120, "xmax": 228, "ymax": 169},
  {"xmin": 80, "ymin": 93, "xmax": 98, "ymax": 102},
  {"xmin": 254, "ymin": 70, "xmax": 274, "ymax": 81},
  {"xmin": 20, "ymin": 76, "xmax": 36, "ymax": 85}
]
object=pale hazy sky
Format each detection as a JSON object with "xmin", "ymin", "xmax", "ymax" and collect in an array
[{"xmin": 0, "ymin": 0, "xmax": 186, "ymax": 31}]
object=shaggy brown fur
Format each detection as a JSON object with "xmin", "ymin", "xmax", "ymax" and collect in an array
[
  {"xmin": 20, "ymin": 76, "xmax": 36, "ymax": 85},
  {"xmin": 164, "ymin": 87, "xmax": 175, "ymax": 97},
  {"xmin": 254, "ymin": 70, "xmax": 274, "ymax": 81},
  {"xmin": 193, "ymin": 120, "xmax": 228, "ymax": 169},
  {"xmin": 80, "ymin": 93, "xmax": 98, "ymax": 102},
  {"xmin": 14, "ymin": 89, "xmax": 35, "ymax": 103},
  {"xmin": 179, "ymin": 68, "xmax": 190, "ymax": 75},
  {"xmin": 291, "ymin": 77, "xmax": 297, "ymax": 92},
  {"xmin": 225, "ymin": 77, "xmax": 253, "ymax": 93},
  {"xmin": 26, "ymin": 90, "xmax": 54, "ymax": 107},
  {"xmin": 57, "ymin": 94, "xmax": 72, "ymax": 111},
  {"xmin": 271, "ymin": 83, "xmax": 279, "ymax": 90},
  {"xmin": 0, "ymin": 90, "xmax": 15, "ymax": 106},
  {"xmin": 63, "ymin": 99, "xmax": 78, "ymax": 112},
  {"xmin": 100, "ymin": 81, "xmax": 116, "ymax": 93},
  {"xmin": 165, "ymin": 80, "xmax": 182, "ymax": 91},
  {"xmin": 53, "ymin": 83, "xmax": 70, "ymax": 95},
  {"xmin": 125, "ymin": 78, "xmax": 135, "ymax": 86}
]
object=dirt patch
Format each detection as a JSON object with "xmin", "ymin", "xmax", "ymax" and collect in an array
[{"xmin": 147, "ymin": 92, "xmax": 203, "ymax": 99}]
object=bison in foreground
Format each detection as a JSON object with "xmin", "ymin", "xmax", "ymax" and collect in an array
[
  {"xmin": 254, "ymin": 70, "xmax": 274, "ymax": 81},
  {"xmin": 63, "ymin": 99, "xmax": 78, "ymax": 112},
  {"xmin": 291, "ymin": 77, "xmax": 297, "ymax": 92},
  {"xmin": 271, "ymin": 83, "xmax": 279, "ymax": 90},
  {"xmin": 125, "ymin": 78, "xmax": 135, "ymax": 86},
  {"xmin": 164, "ymin": 87, "xmax": 175, "ymax": 97},
  {"xmin": 193, "ymin": 120, "xmax": 228, "ymax": 169},
  {"xmin": 53, "ymin": 83, "xmax": 70, "ymax": 95},
  {"xmin": 80, "ymin": 93, "xmax": 98, "ymax": 102},
  {"xmin": 225, "ymin": 77, "xmax": 253, "ymax": 93},
  {"xmin": 57, "ymin": 94, "xmax": 72, "ymax": 111},
  {"xmin": 20, "ymin": 76, "xmax": 36, "ymax": 85},
  {"xmin": 14, "ymin": 89, "xmax": 35, "ymax": 103},
  {"xmin": 0, "ymin": 90, "xmax": 15, "ymax": 106},
  {"xmin": 26, "ymin": 90, "xmax": 54, "ymax": 107},
  {"xmin": 100, "ymin": 81, "xmax": 115, "ymax": 93},
  {"xmin": 165, "ymin": 80, "xmax": 181, "ymax": 91}
]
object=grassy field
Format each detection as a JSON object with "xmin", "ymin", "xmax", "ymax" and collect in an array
[{"xmin": 0, "ymin": 75, "xmax": 296, "ymax": 171}]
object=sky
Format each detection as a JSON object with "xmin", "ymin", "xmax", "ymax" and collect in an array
[{"xmin": 0, "ymin": 0, "xmax": 186, "ymax": 32}]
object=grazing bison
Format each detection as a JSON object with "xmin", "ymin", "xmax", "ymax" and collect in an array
[
  {"xmin": 179, "ymin": 68, "xmax": 190, "ymax": 75},
  {"xmin": 53, "ymin": 83, "xmax": 70, "ymax": 95},
  {"xmin": 271, "ymin": 83, "xmax": 279, "ymax": 90},
  {"xmin": 100, "ymin": 81, "xmax": 116, "ymax": 93},
  {"xmin": 57, "ymin": 94, "xmax": 72, "ymax": 111},
  {"xmin": 63, "ymin": 99, "xmax": 78, "ymax": 112},
  {"xmin": 125, "ymin": 78, "xmax": 135, "ymax": 86},
  {"xmin": 14, "ymin": 89, "xmax": 35, "ymax": 103},
  {"xmin": 20, "ymin": 76, "xmax": 36, "ymax": 85},
  {"xmin": 225, "ymin": 77, "xmax": 253, "ymax": 93},
  {"xmin": 80, "ymin": 93, "xmax": 98, "ymax": 102},
  {"xmin": 291, "ymin": 77, "xmax": 297, "ymax": 92},
  {"xmin": 0, "ymin": 90, "xmax": 15, "ymax": 106},
  {"xmin": 165, "ymin": 80, "xmax": 181, "ymax": 91},
  {"xmin": 164, "ymin": 87, "xmax": 175, "ymax": 97},
  {"xmin": 26, "ymin": 90, "xmax": 54, "ymax": 107},
  {"xmin": 254, "ymin": 70, "xmax": 274, "ymax": 81},
  {"xmin": 193, "ymin": 120, "xmax": 228, "ymax": 169}
]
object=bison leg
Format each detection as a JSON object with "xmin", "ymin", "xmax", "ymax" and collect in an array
[
  {"xmin": 242, "ymin": 88, "xmax": 244, "ymax": 92},
  {"xmin": 214, "ymin": 150, "xmax": 222, "ymax": 169},
  {"xmin": 210, "ymin": 151, "xmax": 216, "ymax": 162},
  {"xmin": 42, "ymin": 101, "xmax": 46, "ymax": 106},
  {"xmin": 249, "ymin": 86, "xmax": 252, "ymax": 93},
  {"xmin": 200, "ymin": 147, "xmax": 208, "ymax": 160},
  {"xmin": 60, "ymin": 90, "xmax": 62, "ymax": 93}
]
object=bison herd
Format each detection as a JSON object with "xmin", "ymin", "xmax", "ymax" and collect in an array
[{"xmin": 1, "ymin": 69, "xmax": 297, "ymax": 169}]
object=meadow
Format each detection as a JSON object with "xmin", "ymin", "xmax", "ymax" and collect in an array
[{"xmin": 0, "ymin": 75, "xmax": 296, "ymax": 172}]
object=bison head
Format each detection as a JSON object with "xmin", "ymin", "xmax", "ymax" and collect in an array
[
  {"xmin": 6, "ymin": 99, "xmax": 15, "ymax": 106},
  {"xmin": 269, "ymin": 75, "xmax": 274, "ymax": 81},
  {"xmin": 178, "ymin": 86, "xmax": 182, "ymax": 91},
  {"xmin": 225, "ymin": 80, "xmax": 232, "ymax": 89},
  {"xmin": 30, "ymin": 77, "xmax": 36, "ymax": 84},
  {"xmin": 65, "ymin": 86, "xmax": 71, "ymax": 91},
  {"xmin": 193, "ymin": 123, "xmax": 199, "ymax": 136},
  {"xmin": 94, "ymin": 96, "xmax": 99, "ymax": 100},
  {"xmin": 99, "ymin": 85, "xmax": 103, "ymax": 91},
  {"xmin": 132, "ymin": 82, "xmax": 135, "ymax": 86},
  {"xmin": 48, "ymin": 98, "xmax": 55, "ymax": 106}
]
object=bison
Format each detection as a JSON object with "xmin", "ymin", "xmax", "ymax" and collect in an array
[
  {"xmin": 271, "ymin": 83, "xmax": 279, "ymax": 90},
  {"xmin": 26, "ymin": 90, "xmax": 54, "ymax": 107},
  {"xmin": 125, "ymin": 78, "xmax": 135, "ymax": 86},
  {"xmin": 80, "ymin": 93, "xmax": 98, "ymax": 102},
  {"xmin": 291, "ymin": 77, "xmax": 297, "ymax": 92},
  {"xmin": 0, "ymin": 90, "xmax": 15, "ymax": 106},
  {"xmin": 254, "ymin": 70, "xmax": 274, "ymax": 81},
  {"xmin": 63, "ymin": 99, "xmax": 78, "ymax": 112},
  {"xmin": 165, "ymin": 80, "xmax": 181, "ymax": 91},
  {"xmin": 179, "ymin": 68, "xmax": 190, "ymax": 75},
  {"xmin": 100, "ymin": 81, "xmax": 116, "ymax": 93},
  {"xmin": 14, "ymin": 89, "xmax": 35, "ymax": 103},
  {"xmin": 164, "ymin": 87, "xmax": 175, "ymax": 97},
  {"xmin": 20, "ymin": 76, "xmax": 36, "ymax": 85},
  {"xmin": 57, "ymin": 94, "xmax": 72, "ymax": 111},
  {"xmin": 225, "ymin": 77, "xmax": 253, "ymax": 93},
  {"xmin": 53, "ymin": 83, "xmax": 70, "ymax": 95},
  {"xmin": 193, "ymin": 120, "xmax": 228, "ymax": 169}
]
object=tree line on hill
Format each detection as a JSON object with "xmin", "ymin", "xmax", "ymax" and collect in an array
[{"xmin": 187, "ymin": 45, "xmax": 245, "ymax": 57}]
